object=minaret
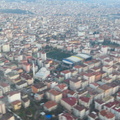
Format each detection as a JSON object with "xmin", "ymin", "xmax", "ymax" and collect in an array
[{"xmin": 32, "ymin": 62, "xmax": 35, "ymax": 79}]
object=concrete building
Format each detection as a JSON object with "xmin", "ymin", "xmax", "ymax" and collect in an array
[
  {"xmin": 0, "ymin": 82, "xmax": 10, "ymax": 94},
  {"xmin": 15, "ymin": 81, "xmax": 28, "ymax": 89},
  {"xmin": 61, "ymin": 97, "xmax": 77, "ymax": 111},
  {"xmin": 59, "ymin": 113, "xmax": 76, "ymax": 120},
  {"xmin": 8, "ymin": 91, "xmax": 21, "ymax": 103},
  {"xmin": 46, "ymin": 89, "xmax": 62, "ymax": 103},
  {"xmin": 99, "ymin": 110, "xmax": 115, "ymax": 120},
  {"xmin": 69, "ymin": 79, "xmax": 81, "ymax": 90},
  {"xmin": 11, "ymin": 100, "xmax": 21, "ymax": 111},
  {"xmin": 43, "ymin": 101, "xmax": 57, "ymax": 111},
  {"xmin": 22, "ymin": 98, "xmax": 30, "ymax": 108},
  {"xmin": 72, "ymin": 105, "xmax": 89, "ymax": 119},
  {"xmin": 60, "ymin": 70, "xmax": 71, "ymax": 79}
]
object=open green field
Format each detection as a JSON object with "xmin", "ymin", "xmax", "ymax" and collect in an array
[{"xmin": 47, "ymin": 49, "xmax": 72, "ymax": 61}]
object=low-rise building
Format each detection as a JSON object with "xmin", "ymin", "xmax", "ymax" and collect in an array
[
  {"xmin": 88, "ymin": 111, "xmax": 98, "ymax": 120},
  {"xmin": 61, "ymin": 97, "xmax": 77, "ymax": 111},
  {"xmin": 59, "ymin": 112, "xmax": 77, "ymax": 120},
  {"xmin": 99, "ymin": 110, "xmax": 115, "ymax": 120},
  {"xmin": 34, "ymin": 91, "xmax": 44, "ymax": 101},
  {"xmin": 46, "ymin": 89, "xmax": 62, "ymax": 103},
  {"xmin": 31, "ymin": 83, "xmax": 47, "ymax": 93},
  {"xmin": 0, "ymin": 82, "xmax": 10, "ymax": 94},
  {"xmin": 83, "ymin": 72, "xmax": 95, "ymax": 84},
  {"xmin": 20, "ymin": 73, "xmax": 34, "ymax": 85},
  {"xmin": 54, "ymin": 83, "xmax": 68, "ymax": 92},
  {"xmin": 11, "ymin": 100, "xmax": 21, "ymax": 110},
  {"xmin": 43, "ymin": 101, "xmax": 57, "ymax": 111},
  {"xmin": 102, "ymin": 77, "xmax": 113, "ymax": 83},
  {"xmin": 73, "ymin": 65, "xmax": 83, "ymax": 73},
  {"xmin": 54, "ymin": 75, "xmax": 64, "ymax": 83},
  {"xmin": 79, "ymin": 96, "xmax": 92, "ymax": 108},
  {"xmin": 60, "ymin": 70, "xmax": 71, "ymax": 79},
  {"xmin": 104, "ymin": 100, "xmax": 120, "ymax": 119},
  {"xmin": 6, "ymin": 71, "xmax": 19, "ymax": 80},
  {"xmin": 8, "ymin": 91, "xmax": 21, "ymax": 103},
  {"xmin": 15, "ymin": 80, "xmax": 28, "ymax": 89},
  {"xmin": 69, "ymin": 79, "xmax": 81, "ymax": 90},
  {"xmin": 67, "ymin": 90, "xmax": 77, "ymax": 98},
  {"xmin": 1, "ymin": 113, "xmax": 15, "ymax": 120},
  {"xmin": 72, "ymin": 105, "xmax": 89, "ymax": 119},
  {"xmin": 98, "ymin": 84, "xmax": 113, "ymax": 97},
  {"xmin": 22, "ymin": 98, "xmax": 30, "ymax": 108}
]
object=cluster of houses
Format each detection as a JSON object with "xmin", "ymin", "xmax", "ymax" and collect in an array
[
  {"xmin": 0, "ymin": 1, "xmax": 120, "ymax": 119},
  {"xmin": 0, "ymin": 36, "xmax": 120, "ymax": 120}
]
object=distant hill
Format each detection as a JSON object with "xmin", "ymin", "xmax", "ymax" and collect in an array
[
  {"xmin": 5, "ymin": 0, "xmax": 35, "ymax": 2},
  {"xmin": 0, "ymin": 9, "xmax": 34, "ymax": 14}
]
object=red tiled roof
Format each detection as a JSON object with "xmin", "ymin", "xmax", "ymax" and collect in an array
[
  {"xmin": 117, "ymin": 92, "xmax": 120, "ymax": 96},
  {"xmin": 84, "ymin": 72, "xmax": 94, "ymax": 77},
  {"xmin": 11, "ymin": 100, "xmax": 21, "ymax": 105},
  {"xmin": 44, "ymin": 101, "xmax": 57, "ymax": 109},
  {"xmin": 49, "ymin": 89, "xmax": 61, "ymax": 96},
  {"xmin": 60, "ymin": 113, "xmax": 75, "ymax": 120},
  {"xmin": 74, "ymin": 65, "xmax": 82, "ymax": 69},
  {"xmin": 0, "ymin": 82, "xmax": 9, "ymax": 87},
  {"xmin": 99, "ymin": 84, "xmax": 111, "ymax": 91},
  {"xmin": 20, "ymin": 73, "xmax": 32, "ymax": 79},
  {"xmin": 100, "ymin": 110, "xmax": 115, "ymax": 119},
  {"xmin": 89, "ymin": 112, "xmax": 98, "ymax": 119},
  {"xmin": 104, "ymin": 101, "xmax": 120, "ymax": 108},
  {"xmin": 61, "ymin": 70, "xmax": 71, "ymax": 74},
  {"xmin": 57, "ymin": 83, "xmax": 67, "ymax": 90},
  {"xmin": 62, "ymin": 97, "xmax": 77, "ymax": 106},
  {"xmin": 68, "ymin": 90, "xmax": 76, "ymax": 95},
  {"xmin": 79, "ymin": 96, "xmax": 90, "ymax": 103},
  {"xmin": 9, "ymin": 91, "xmax": 20, "ymax": 97},
  {"xmin": 112, "ymin": 105, "xmax": 120, "ymax": 112},
  {"xmin": 73, "ymin": 105, "xmax": 85, "ymax": 111},
  {"xmin": 90, "ymin": 83, "xmax": 99, "ymax": 87},
  {"xmin": 32, "ymin": 83, "xmax": 46, "ymax": 89},
  {"xmin": 95, "ymin": 99, "xmax": 104, "ymax": 104}
]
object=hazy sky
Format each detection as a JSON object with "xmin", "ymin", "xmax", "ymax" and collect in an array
[{"xmin": 4, "ymin": 0, "xmax": 120, "ymax": 5}]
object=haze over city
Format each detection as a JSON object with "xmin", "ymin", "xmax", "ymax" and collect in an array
[{"xmin": 0, "ymin": 0, "xmax": 120, "ymax": 120}]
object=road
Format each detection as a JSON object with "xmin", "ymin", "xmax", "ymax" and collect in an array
[
  {"xmin": 28, "ymin": 94, "xmax": 41, "ymax": 120},
  {"xmin": 7, "ymin": 108, "xmax": 23, "ymax": 120}
]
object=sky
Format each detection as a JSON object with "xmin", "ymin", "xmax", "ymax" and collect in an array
[{"xmin": 4, "ymin": 0, "xmax": 120, "ymax": 5}]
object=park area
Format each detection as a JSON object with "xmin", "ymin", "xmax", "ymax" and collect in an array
[{"xmin": 46, "ymin": 48, "xmax": 72, "ymax": 61}]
